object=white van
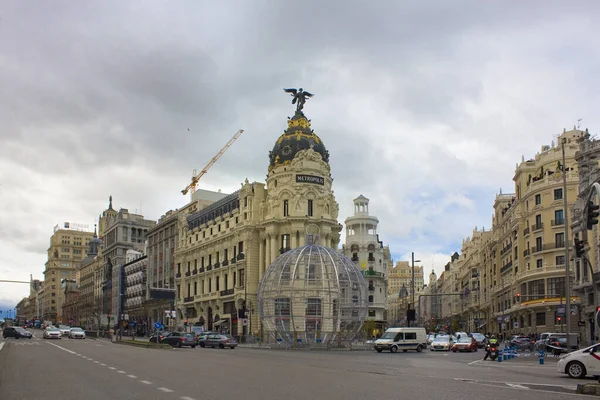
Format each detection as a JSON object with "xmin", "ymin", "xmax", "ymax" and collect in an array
[{"xmin": 374, "ymin": 327, "xmax": 427, "ymax": 353}]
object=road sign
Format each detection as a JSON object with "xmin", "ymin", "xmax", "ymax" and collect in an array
[{"xmin": 154, "ymin": 322, "xmax": 162, "ymax": 330}]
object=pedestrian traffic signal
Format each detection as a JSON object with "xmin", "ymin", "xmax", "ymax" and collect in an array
[
  {"xmin": 587, "ymin": 201, "xmax": 600, "ymax": 230},
  {"xmin": 557, "ymin": 316, "xmax": 562, "ymax": 323},
  {"xmin": 574, "ymin": 237, "xmax": 585, "ymax": 258},
  {"xmin": 184, "ymin": 319, "xmax": 188, "ymax": 326}
]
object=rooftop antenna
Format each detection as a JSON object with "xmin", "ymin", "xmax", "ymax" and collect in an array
[{"xmin": 577, "ymin": 118, "xmax": 582, "ymax": 129}]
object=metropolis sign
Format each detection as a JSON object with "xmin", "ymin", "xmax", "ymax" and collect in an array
[{"xmin": 296, "ymin": 174, "xmax": 324, "ymax": 185}]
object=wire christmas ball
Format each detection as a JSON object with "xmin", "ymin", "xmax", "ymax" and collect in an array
[{"xmin": 257, "ymin": 235, "xmax": 368, "ymax": 346}]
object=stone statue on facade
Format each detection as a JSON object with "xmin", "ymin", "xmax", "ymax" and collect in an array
[
  {"xmin": 294, "ymin": 193, "xmax": 302, "ymax": 211},
  {"xmin": 283, "ymin": 88, "xmax": 314, "ymax": 113}
]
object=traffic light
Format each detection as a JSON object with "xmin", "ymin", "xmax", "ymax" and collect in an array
[
  {"xmin": 587, "ymin": 201, "xmax": 600, "ymax": 230},
  {"xmin": 557, "ymin": 316, "xmax": 562, "ymax": 323},
  {"xmin": 574, "ymin": 237, "xmax": 585, "ymax": 258},
  {"xmin": 184, "ymin": 319, "xmax": 188, "ymax": 326},
  {"xmin": 516, "ymin": 293, "xmax": 521, "ymax": 302}
]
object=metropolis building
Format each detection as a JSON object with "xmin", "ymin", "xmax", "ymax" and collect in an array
[{"xmin": 175, "ymin": 102, "xmax": 342, "ymax": 337}]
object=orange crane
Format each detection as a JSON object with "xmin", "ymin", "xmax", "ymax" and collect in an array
[{"xmin": 181, "ymin": 129, "xmax": 245, "ymax": 196}]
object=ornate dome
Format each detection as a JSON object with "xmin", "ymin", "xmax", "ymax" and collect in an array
[
  {"xmin": 268, "ymin": 112, "xmax": 330, "ymax": 171},
  {"xmin": 257, "ymin": 236, "xmax": 368, "ymax": 347}
]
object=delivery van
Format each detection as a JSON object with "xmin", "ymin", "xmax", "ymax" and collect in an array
[{"xmin": 374, "ymin": 327, "xmax": 427, "ymax": 353}]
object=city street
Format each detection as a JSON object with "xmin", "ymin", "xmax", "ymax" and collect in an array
[{"xmin": 0, "ymin": 334, "xmax": 588, "ymax": 400}]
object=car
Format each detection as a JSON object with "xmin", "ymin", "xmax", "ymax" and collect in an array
[
  {"xmin": 161, "ymin": 332, "xmax": 197, "ymax": 348},
  {"xmin": 149, "ymin": 331, "xmax": 170, "ymax": 343},
  {"xmin": 199, "ymin": 334, "xmax": 238, "ymax": 349},
  {"xmin": 43, "ymin": 327, "xmax": 62, "ymax": 339},
  {"xmin": 470, "ymin": 333, "xmax": 487, "ymax": 348},
  {"xmin": 558, "ymin": 343, "xmax": 600, "ymax": 379},
  {"xmin": 3, "ymin": 326, "xmax": 33, "ymax": 339},
  {"xmin": 68, "ymin": 327, "xmax": 86, "ymax": 339},
  {"xmin": 374, "ymin": 327, "xmax": 427, "ymax": 353},
  {"xmin": 452, "ymin": 336, "xmax": 477, "ymax": 352},
  {"xmin": 58, "ymin": 325, "xmax": 71, "ymax": 336},
  {"xmin": 430, "ymin": 335, "xmax": 453, "ymax": 351}
]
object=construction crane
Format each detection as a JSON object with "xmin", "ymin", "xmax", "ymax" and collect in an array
[{"xmin": 181, "ymin": 129, "xmax": 245, "ymax": 196}]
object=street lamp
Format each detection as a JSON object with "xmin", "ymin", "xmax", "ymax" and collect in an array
[
  {"xmin": 399, "ymin": 285, "xmax": 409, "ymax": 326},
  {"xmin": 411, "ymin": 252, "xmax": 421, "ymax": 325}
]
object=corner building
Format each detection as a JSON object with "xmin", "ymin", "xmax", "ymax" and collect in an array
[{"xmin": 175, "ymin": 109, "xmax": 342, "ymax": 337}]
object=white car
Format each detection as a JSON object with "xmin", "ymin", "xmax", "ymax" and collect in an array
[
  {"xmin": 68, "ymin": 327, "xmax": 86, "ymax": 339},
  {"xmin": 557, "ymin": 343, "xmax": 600, "ymax": 379},
  {"xmin": 430, "ymin": 335, "xmax": 454, "ymax": 351},
  {"xmin": 43, "ymin": 327, "xmax": 62, "ymax": 339},
  {"xmin": 58, "ymin": 325, "xmax": 71, "ymax": 336}
]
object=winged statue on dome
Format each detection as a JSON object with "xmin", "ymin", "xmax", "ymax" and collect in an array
[{"xmin": 283, "ymin": 88, "xmax": 314, "ymax": 113}]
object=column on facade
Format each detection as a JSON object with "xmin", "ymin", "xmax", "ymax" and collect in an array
[
  {"xmin": 270, "ymin": 234, "xmax": 278, "ymax": 265},
  {"xmin": 259, "ymin": 238, "xmax": 265, "ymax": 280},
  {"xmin": 291, "ymin": 231, "xmax": 298, "ymax": 249},
  {"xmin": 265, "ymin": 235, "xmax": 271, "ymax": 267}
]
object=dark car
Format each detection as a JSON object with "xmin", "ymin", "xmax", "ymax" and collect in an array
[
  {"xmin": 3, "ymin": 326, "xmax": 33, "ymax": 339},
  {"xmin": 161, "ymin": 332, "xmax": 197, "ymax": 348},
  {"xmin": 199, "ymin": 334, "xmax": 238, "ymax": 349},
  {"xmin": 149, "ymin": 331, "xmax": 170, "ymax": 343}
]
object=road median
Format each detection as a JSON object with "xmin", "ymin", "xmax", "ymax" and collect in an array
[{"xmin": 114, "ymin": 340, "xmax": 172, "ymax": 350}]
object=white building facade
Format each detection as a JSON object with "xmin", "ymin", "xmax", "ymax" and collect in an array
[{"xmin": 341, "ymin": 195, "xmax": 390, "ymax": 336}]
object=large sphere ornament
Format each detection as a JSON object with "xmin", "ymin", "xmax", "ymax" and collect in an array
[{"xmin": 257, "ymin": 234, "xmax": 368, "ymax": 346}]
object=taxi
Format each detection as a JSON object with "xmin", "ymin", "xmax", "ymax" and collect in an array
[{"xmin": 557, "ymin": 343, "xmax": 600, "ymax": 379}]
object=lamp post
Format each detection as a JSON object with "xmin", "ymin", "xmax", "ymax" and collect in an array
[
  {"xmin": 399, "ymin": 285, "xmax": 409, "ymax": 326},
  {"xmin": 411, "ymin": 252, "xmax": 421, "ymax": 326}
]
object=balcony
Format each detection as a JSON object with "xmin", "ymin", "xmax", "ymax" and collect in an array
[
  {"xmin": 518, "ymin": 264, "xmax": 566, "ymax": 280},
  {"xmin": 176, "ymin": 272, "xmax": 181, "ymax": 278},
  {"xmin": 368, "ymin": 286, "xmax": 375, "ymax": 291},
  {"xmin": 207, "ymin": 265, "xmax": 212, "ymax": 271},
  {"xmin": 501, "ymin": 243, "xmax": 512, "ymax": 256},
  {"xmin": 551, "ymin": 219, "xmax": 565, "ymax": 227},
  {"xmin": 532, "ymin": 223, "xmax": 544, "ymax": 232},
  {"xmin": 237, "ymin": 253, "xmax": 245, "ymax": 261},
  {"xmin": 185, "ymin": 271, "xmax": 191, "ymax": 277},
  {"xmin": 220, "ymin": 288, "xmax": 235, "ymax": 297},
  {"xmin": 214, "ymin": 262, "xmax": 220, "ymax": 269},
  {"xmin": 199, "ymin": 267, "xmax": 205, "ymax": 273},
  {"xmin": 368, "ymin": 256, "xmax": 375, "ymax": 262},
  {"xmin": 351, "ymin": 256, "xmax": 359, "ymax": 262},
  {"xmin": 230, "ymin": 258, "xmax": 237, "ymax": 264},
  {"xmin": 183, "ymin": 296, "xmax": 194, "ymax": 303},
  {"xmin": 500, "ymin": 261, "xmax": 513, "ymax": 274},
  {"xmin": 192, "ymin": 269, "xmax": 198, "ymax": 275},
  {"xmin": 523, "ymin": 227, "xmax": 530, "ymax": 236},
  {"xmin": 222, "ymin": 259, "xmax": 229, "ymax": 266},
  {"xmin": 523, "ymin": 249, "xmax": 530, "ymax": 257}
]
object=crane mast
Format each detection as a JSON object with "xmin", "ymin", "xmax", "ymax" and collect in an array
[{"xmin": 181, "ymin": 129, "xmax": 245, "ymax": 197}]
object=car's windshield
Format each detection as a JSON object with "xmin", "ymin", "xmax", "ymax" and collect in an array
[
  {"xmin": 458, "ymin": 337, "xmax": 471, "ymax": 343},
  {"xmin": 15, "ymin": 327, "xmax": 27, "ymax": 332},
  {"xmin": 434, "ymin": 336, "xmax": 450, "ymax": 343},
  {"xmin": 471, "ymin": 333, "xmax": 484, "ymax": 340},
  {"xmin": 380, "ymin": 331, "xmax": 396, "ymax": 339},
  {"xmin": 47, "ymin": 328, "xmax": 59, "ymax": 331},
  {"xmin": 71, "ymin": 328, "xmax": 83, "ymax": 332}
]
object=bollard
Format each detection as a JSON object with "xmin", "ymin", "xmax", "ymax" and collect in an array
[
  {"xmin": 498, "ymin": 349, "xmax": 503, "ymax": 362},
  {"xmin": 503, "ymin": 350, "xmax": 508, "ymax": 361},
  {"xmin": 539, "ymin": 351, "xmax": 545, "ymax": 365}
]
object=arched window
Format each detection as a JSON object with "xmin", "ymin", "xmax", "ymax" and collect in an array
[{"xmin": 368, "ymin": 295, "xmax": 374, "ymax": 303}]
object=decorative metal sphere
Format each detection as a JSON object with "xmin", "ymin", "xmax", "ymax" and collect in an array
[{"xmin": 257, "ymin": 237, "xmax": 368, "ymax": 346}]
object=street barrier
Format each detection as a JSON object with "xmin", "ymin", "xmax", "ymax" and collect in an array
[{"xmin": 498, "ymin": 349, "xmax": 503, "ymax": 362}]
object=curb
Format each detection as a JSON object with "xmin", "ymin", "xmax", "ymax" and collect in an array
[{"xmin": 113, "ymin": 340, "xmax": 172, "ymax": 350}]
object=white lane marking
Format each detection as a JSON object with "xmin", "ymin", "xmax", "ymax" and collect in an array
[
  {"xmin": 468, "ymin": 360, "xmax": 482, "ymax": 365},
  {"xmin": 181, "ymin": 397, "xmax": 196, "ymax": 400},
  {"xmin": 506, "ymin": 383, "xmax": 530, "ymax": 390},
  {"xmin": 46, "ymin": 342, "xmax": 77, "ymax": 354},
  {"xmin": 94, "ymin": 361, "xmax": 100, "ymax": 364},
  {"xmin": 127, "ymin": 375, "xmax": 137, "ymax": 379},
  {"xmin": 158, "ymin": 387, "xmax": 174, "ymax": 393},
  {"xmin": 100, "ymin": 363, "xmax": 106, "ymax": 366},
  {"xmin": 454, "ymin": 378, "xmax": 576, "ymax": 390},
  {"xmin": 108, "ymin": 367, "xmax": 116, "ymax": 370},
  {"xmin": 139, "ymin": 380, "xmax": 152, "ymax": 385},
  {"xmin": 0, "ymin": 342, "xmax": 4, "ymax": 352},
  {"xmin": 117, "ymin": 370, "xmax": 126, "ymax": 374}
]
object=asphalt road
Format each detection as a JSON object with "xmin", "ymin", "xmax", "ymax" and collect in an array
[{"xmin": 0, "ymin": 334, "xmax": 588, "ymax": 400}]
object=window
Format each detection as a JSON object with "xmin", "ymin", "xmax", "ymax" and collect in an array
[
  {"xmin": 194, "ymin": 282, "xmax": 197, "ymax": 296},
  {"xmin": 187, "ymin": 283, "xmax": 191, "ymax": 297},
  {"xmin": 216, "ymin": 276, "xmax": 220, "ymax": 291},
  {"xmin": 548, "ymin": 277, "xmax": 565, "ymax": 296},
  {"xmin": 208, "ymin": 254, "xmax": 212, "ymax": 265},
  {"xmin": 368, "ymin": 295, "xmax": 373, "ymax": 303},
  {"xmin": 218, "ymin": 224, "xmax": 221, "ymax": 232},
  {"xmin": 535, "ymin": 194, "xmax": 541, "ymax": 205},
  {"xmin": 275, "ymin": 297, "xmax": 291, "ymax": 316},
  {"xmin": 536, "ymin": 312, "xmax": 546, "ymax": 326},
  {"xmin": 555, "ymin": 233, "xmax": 565, "ymax": 248},
  {"xmin": 201, "ymin": 280, "xmax": 204, "ymax": 294},
  {"xmin": 216, "ymin": 251, "xmax": 220, "ymax": 263},
  {"xmin": 224, "ymin": 249, "xmax": 228, "ymax": 261},
  {"xmin": 239, "ymin": 269, "xmax": 245, "ymax": 287},
  {"xmin": 535, "ymin": 237, "xmax": 542, "ymax": 251},
  {"xmin": 308, "ymin": 200, "xmax": 313, "ymax": 217},
  {"xmin": 283, "ymin": 200, "xmax": 289, "ymax": 217},
  {"xmin": 306, "ymin": 264, "xmax": 316, "ymax": 281},
  {"xmin": 233, "ymin": 271, "xmax": 236, "ymax": 286},
  {"xmin": 208, "ymin": 278, "xmax": 212, "ymax": 292},
  {"xmin": 536, "ymin": 259, "xmax": 543, "ymax": 268},
  {"xmin": 528, "ymin": 279, "xmax": 545, "ymax": 300},
  {"xmin": 405, "ymin": 332, "xmax": 417, "ymax": 340},
  {"xmin": 238, "ymin": 241, "xmax": 244, "ymax": 254},
  {"xmin": 224, "ymin": 274, "xmax": 228, "ymax": 290},
  {"xmin": 281, "ymin": 234, "xmax": 290, "ymax": 250},
  {"xmin": 554, "ymin": 209, "xmax": 564, "ymax": 224},
  {"xmin": 535, "ymin": 214, "xmax": 542, "ymax": 228},
  {"xmin": 244, "ymin": 196, "xmax": 248, "ymax": 207},
  {"xmin": 554, "ymin": 189, "xmax": 563, "ymax": 200},
  {"xmin": 201, "ymin": 257, "xmax": 205, "ymax": 268},
  {"xmin": 306, "ymin": 298, "xmax": 322, "ymax": 316},
  {"xmin": 368, "ymin": 310, "xmax": 376, "ymax": 317}
]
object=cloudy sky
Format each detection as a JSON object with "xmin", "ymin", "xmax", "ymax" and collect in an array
[{"xmin": 1, "ymin": 1, "xmax": 599, "ymax": 307}]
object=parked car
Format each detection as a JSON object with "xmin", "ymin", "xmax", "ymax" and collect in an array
[
  {"xmin": 510, "ymin": 336, "xmax": 532, "ymax": 350},
  {"xmin": 43, "ymin": 327, "xmax": 62, "ymax": 339},
  {"xmin": 68, "ymin": 327, "xmax": 86, "ymax": 339},
  {"xmin": 470, "ymin": 333, "xmax": 487, "ymax": 348},
  {"xmin": 452, "ymin": 336, "xmax": 477, "ymax": 352},
  {"xmin": 161, "ymin": 332, "xmax": 197, "ymax": 348},
  {"xmin": 430, "ymin": 335, "xmax": 453, "ymax": 351},
  {"xmin": 3, "ymin": 326, "xmax": 33, "ymax": 339},
  {"xmin": 199, "ymin": 334, "xmax": 238, "ymax": 349}
]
